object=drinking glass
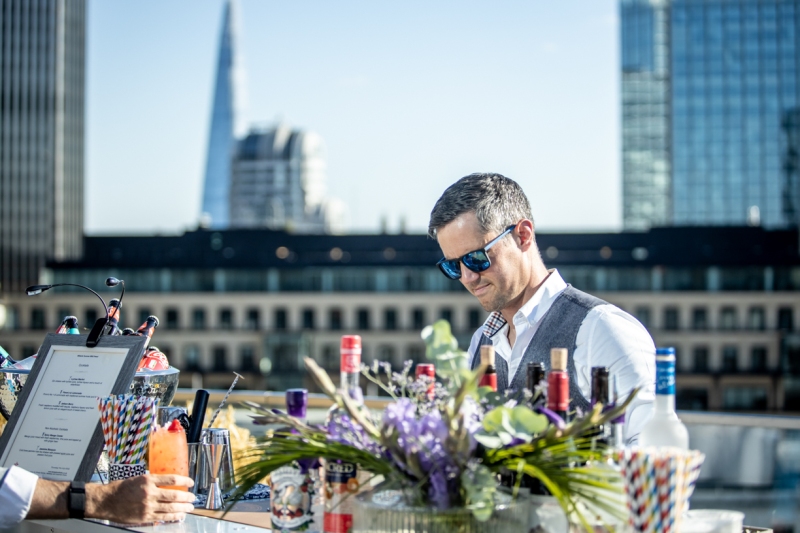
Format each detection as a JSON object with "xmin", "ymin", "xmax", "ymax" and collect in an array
[{"xmin": 148, "ymin": 421, "xmax": 189, "ymax": 490}]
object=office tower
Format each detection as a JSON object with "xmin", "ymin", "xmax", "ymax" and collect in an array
[
  {"xmin": 201, "ymin": 0, "xmax": 246, "ymax": 229},
  {"xmin": 229, "ymin": 124, "xmax": 346, "ymax": 233},
  {"xmin": 621, "ymin": 0, "xmax": 800, "ymax": 229},
  {"xmin": 0, "ymin": 0, "xmax": 86, "ymax": 294}
]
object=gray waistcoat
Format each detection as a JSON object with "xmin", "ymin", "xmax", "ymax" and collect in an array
[{"xmin": 470, "ymin": 285, "xmax": 606, "ymax": 413}]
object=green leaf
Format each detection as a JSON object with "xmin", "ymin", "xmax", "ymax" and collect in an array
[
  {"xmin": 510, "ymin": 406, "xmax": 548, "ymax": 435},
  {"xmin": 462, "ymin": 464, "xmax": 496, "ymax": 522}
]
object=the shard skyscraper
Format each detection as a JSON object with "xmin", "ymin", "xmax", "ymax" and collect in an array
[{"xmin": 201, "ymin": 0, "xmax": 246, "ymax": 229}]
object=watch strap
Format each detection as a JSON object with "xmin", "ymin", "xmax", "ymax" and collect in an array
[{"xmin": 68, "ymin": 481, "xmax": 86, "ymax": 519}]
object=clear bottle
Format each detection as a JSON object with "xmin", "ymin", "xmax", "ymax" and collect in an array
[
  {"xmin": 638, "ymin": 348, "xmax": 689, "ymax": 449},
  {"xmin": 271, "ymin": 389, "xmax": 319, "ymax": 532},
  {"xmin": 324, "ymin": 335, "xmax": 366, "ymax": 533}
]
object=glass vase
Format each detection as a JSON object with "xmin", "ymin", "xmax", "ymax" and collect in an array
[{"xmin": 351, "ymin": 489, "xmax": 527, "ymax": 533}]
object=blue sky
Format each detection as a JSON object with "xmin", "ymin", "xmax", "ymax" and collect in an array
[{"xmin": 86, "ymin": 1, "xmax": 620, "ymax": 235}]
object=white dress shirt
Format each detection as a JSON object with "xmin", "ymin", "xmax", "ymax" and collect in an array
[
  {"xmin": 0, "ymin": 465, "xmax": 39, "ymax": 526},
  {"xmin": 467, "ymin": 269, "xmax": 656, "ymax": 444}
]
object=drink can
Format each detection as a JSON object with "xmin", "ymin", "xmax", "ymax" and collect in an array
[{"xmin": 137, "ymin": 348, "xmax": 169, "ymax": 372}]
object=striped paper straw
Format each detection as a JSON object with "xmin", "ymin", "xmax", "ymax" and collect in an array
[{"xmin": 121, "ymin": 397, "xmax": 145, "ymax": 463}]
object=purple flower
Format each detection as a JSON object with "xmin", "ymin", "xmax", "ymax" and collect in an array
[{"xmin": 428, "ymin": 469, "xmax": 450, "ymax": 509}]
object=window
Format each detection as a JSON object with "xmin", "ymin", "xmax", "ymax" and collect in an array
[
  {"xmin": 377, "ymin": 345, "xmax": 396, "ymax": 365},
  {"xmin": 693, "ymin": 347, "xmax": 709, "ymax": 373},
  {"xmin": 56, "ymin": 307, "xmax": 73, "ymax": 324},
  {"xmin": 663, "ymin": 308, "xmax": 680, "ymax": 331},
  {"xmin": 722, "ymin": 346, "xmax": 739, "ymax": 373},
  {"xmin": 240, "ymin": 345, "xmax": 258, "ymax": 373},
  {"xmin": 184, "ymin": 345, "xmax": 202, "ymax": 372},
  {"xmin": 322, "ymin": 345, "xmax": 338, "ymax": 370},
  {"xmin": 165, "ymin": 308, "xmax": 179, "ymax": 330},
  {"xmin": 747, "ymin": 307, "xmax": 765, "ymax": 330},
  {"xmin": 676, "ymin": 388, "xmax": 708, "ymax": 411},
  {"xmin": 302, "ymin": 308, "xmax": 315, "ymax": 330},
  {"xmin": 635, "ymin": 307, "xmax": 651, "ymax": 329},
  {"xmin": 30, "ymin": 308, "xmax": 46, "ymax": 330},
  {"xmin": 723, "ymin": 387, "xmax": 768, "ymax": 411},
  {"xmin": 219, "ymin": 308, "xmax": 234, "ymax": 330},
  {"xmin": 2, "ymin": 307, "xmax": 19, "ymax": 330},
  {"xmin": 778, "ymin": 307, "xmax": 794, "ymax": 331},
  {"xmin": 20, "ymin": 345, "xmax": 37, "ymax": 358},
  {"xmin": 329, "ymin": 309, "xmax": 342, "ymax": 330},
  {"xmin": 719, "ymin": 307, "xmax": 738, "ymax": 330},
  {"xmin": 274, "ymin": 308, "xmax": 287, "ymax": 330},
  {"xmin": 245, "ymin": 308, "xmax": 260, "ymax": 330},
  {"xmin": 691, "ymin": 307, "xmax": 708, "ymax": 330},
  {"xmin": 440, "ymin": 308, "xmax": 453, "ymax": 325},
  {"xmin": 750, "ymin": 346, "xmax": 768, "ymax": 372},
  {"xmin": 85, "ymin": 309, "xmax": 98, "ymax": 329},
  {"xmin": 212, "ymin": 346, "xmax": 229, "ymax": 372},
  {"xmin": 411, "ymin": 308, "xmax": 426, "ymax": 330},
  {"xmin": 192, "ymin": 308, "xmax": 206, "ymax": 330},
  {"xmin": 384, "ymin": 308, "xmax": 398, "ymax": 331},
  {"xmin": 407, "ymin": 345, "xmax": 425, "ymax": 365},
  {"xmin": 138, "ymin": 308, "xmax": 152, "ymax": 326},
  {"xmin": 357, "ymin": 308, "xmax": 371, "ymax": 330},
  {"xmin": 468, "ymin": 308, "xmax": 483, "ymax": 330}
]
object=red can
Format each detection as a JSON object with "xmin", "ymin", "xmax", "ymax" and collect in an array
[{"xmin": 137, "ymin": 348, "xmax": 169, "ymax": 372}]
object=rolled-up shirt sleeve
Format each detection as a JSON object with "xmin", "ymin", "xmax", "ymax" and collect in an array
[
  {"xmin": 574, "ymin": 304, "xmax": 656, "ymax": 445},
  {"xmin": 0, "ymin": 466, "xmax": 39, "ymax": 527}
]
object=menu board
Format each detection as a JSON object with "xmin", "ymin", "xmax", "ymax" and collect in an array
[{"xmin": 0, "ymin": 334, "xmax": 146, "ymax": 481}]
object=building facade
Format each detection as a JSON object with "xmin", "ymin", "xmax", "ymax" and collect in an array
[
  {"xmin": 0, "ymin": 0, "xmax": 86, "ymax": 294},
  {"xmin": 229, "ymin": 125, "xmax": 345, "ymax": 233},
  {"xmin": 621, "ymin": 0, "xmax": 800, "ymax": 229},
  {"xmin": 0, "ymin": 226, "xmax": 797, "ymax": 412}
]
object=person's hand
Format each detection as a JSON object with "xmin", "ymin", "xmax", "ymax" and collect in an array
[{"xmin": 86, "ymin": 474, "xmax": 195, "ymax": 524}]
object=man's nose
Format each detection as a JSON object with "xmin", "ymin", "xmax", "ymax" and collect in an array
[{"xmin": 460, "ymin": 263, "xmax": 479, "ymax": 283}]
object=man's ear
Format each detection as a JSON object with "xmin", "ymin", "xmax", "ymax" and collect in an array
[{"xmin": 516, "ymin": 219, "xmax": 535, "ymax": 251}]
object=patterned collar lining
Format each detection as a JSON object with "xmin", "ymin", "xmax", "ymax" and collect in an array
[{"xmin": 482, "ymin": 311, "xmax": 507, "ymax": 338}]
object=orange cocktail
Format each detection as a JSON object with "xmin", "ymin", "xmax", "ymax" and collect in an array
[{"xmin": 148, "ymin": 419, "xmax": 189, "ymax": 490}]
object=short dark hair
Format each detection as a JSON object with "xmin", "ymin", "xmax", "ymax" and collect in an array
[{"xmin": 428, "ymin": 173, "xmax": 533, "ymax": 239}]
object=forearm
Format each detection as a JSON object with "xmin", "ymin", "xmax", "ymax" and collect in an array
[{"xmin": 25, "ymin": 479, "xmax": 69, "ymax": 519}]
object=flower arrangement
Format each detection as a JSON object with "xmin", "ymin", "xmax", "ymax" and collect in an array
[{"xmin": 236, "ymin": 320, "xmax": 636, "ymax": 531}]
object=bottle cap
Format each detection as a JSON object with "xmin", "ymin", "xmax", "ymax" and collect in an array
[
  {"xmin": 550, "ymin": 348, "xmax": 568, "ymax": 371},
  {"xmin": 286, "ymin": 388, "xmax": 308, "ymax": 418},
  {"xmin": 656, "ymin": 347, "xmax": 675, "ymax": 356},
  {"xmin": 341, "ymin": 335, "xmax": 361, "ymax": 351},
  {"xmin": 480, "ymin": 345, "xmax": 495, "ymax": 366},
  {"xmin": 415, "ymin": 364, "xmax": 435, "ymax": 379}
]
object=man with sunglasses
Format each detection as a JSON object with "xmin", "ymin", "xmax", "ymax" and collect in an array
[{"xmin": 429, "ymin": 173, "xmax": 655, "ymax": 444}]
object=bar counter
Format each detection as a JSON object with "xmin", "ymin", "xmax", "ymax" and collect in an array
[{"xmin": 15, "ymin": 509, "xmax": 273, "ymax": 533}]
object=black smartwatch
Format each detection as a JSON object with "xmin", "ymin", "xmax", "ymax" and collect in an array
[{"xmin": 68, "ymin": 481, "xmax": 86, "ymax": 519}]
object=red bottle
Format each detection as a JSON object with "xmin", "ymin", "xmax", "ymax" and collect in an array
[
  {"xmin": 478, "ymin": 345, "xmax": 497, "ymax": 391},
  {"xmin": 415, "ymin": 363, "xmax": 436, "ymax": 399},
  {"xmin": 547, "ymin": 348, "xmax": 569, "ymax": 422}
]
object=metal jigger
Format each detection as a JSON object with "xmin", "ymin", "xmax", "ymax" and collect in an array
[{"xmin": 204, "ymin": 439, "xmax": 225, "ymax": 510}]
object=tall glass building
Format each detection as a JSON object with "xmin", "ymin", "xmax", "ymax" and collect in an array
[
  {"xmin": 0, "ymin": 0, "xmax": 86, "ymax": 293},
  {"xmin": 621, "ymin": 0, "xmax": 800, "ymax": 229}
]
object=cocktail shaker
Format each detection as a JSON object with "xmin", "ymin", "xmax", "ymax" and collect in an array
[{"xmin": 189, "ymin": 428, "xmax": 236, "ymax": 495}]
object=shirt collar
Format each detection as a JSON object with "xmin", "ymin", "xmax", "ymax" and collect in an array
[{"xmin": 481, "ymin": 269, "xmax": 567, "ymax": 338}]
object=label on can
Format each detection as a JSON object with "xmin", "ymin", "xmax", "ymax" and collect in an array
[
  {"xmin": 655, "ymin": 354, "xmax": 676, "ymax": 396},
  {"xmin": 339, "ymin": 350, "xmax": 361, "ymax": 374},
  {"xmin": 324, "ymin": 460, "xmax": 359, "ymax": 533},
  {"xmin": 137, "ymin": 350, "xmax": 169, "ymax": 372},
  {"xmin": 270, "ymin": 465, "xmax": 316, "ymax": 531}
]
